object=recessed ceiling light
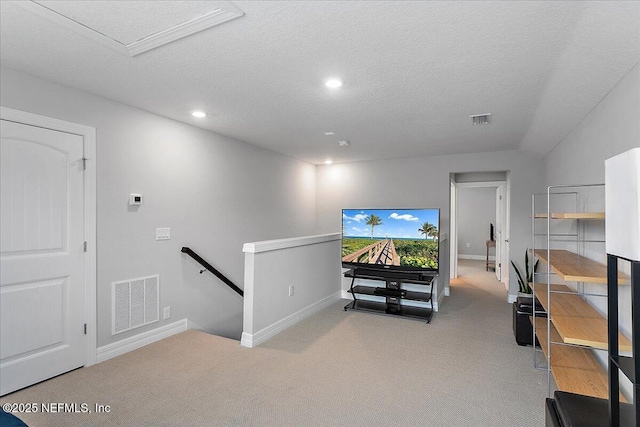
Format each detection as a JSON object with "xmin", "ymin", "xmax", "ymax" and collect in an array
[
  {"xmin": 324, "ymin": 159, "xmax": 333, "ymax": 165},
  {"xmin": 191, "ymin": 111, "xmax": 207, "ymax": 118},
  {"xmin": 338, "ymin": 140, "xmax": 350, "ymax": 147},
  {"xmin": 324, "ymin": 132, "xmax": 336, "ymax": 136},
  {"xmin": 325, "ymin": 78, "xmax": 343, "ymax": 88}
]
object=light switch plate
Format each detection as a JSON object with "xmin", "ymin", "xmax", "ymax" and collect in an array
[{"xmin": 156, "ymin": 228, "xmax": 171, "ymax": 240}]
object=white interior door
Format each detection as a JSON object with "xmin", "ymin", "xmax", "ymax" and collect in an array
[{"xmin": 0, "ymin": 120, "xmax": 85, "ymax": 395}]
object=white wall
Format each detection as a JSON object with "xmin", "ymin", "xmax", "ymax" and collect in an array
[
  {"xmin": 541, "ymin": 63, "xmax": 639, "ymax": 398},
  {"xmin": 0, "ymin": 67, "xmax": 317, "ymax": 345},
  {"xmin": 542, "ymin": 63, "xmax": 639, "ymax": 322},
  {"xmin": 316, "ymin": 150, "xmax": 544, "ymax": 300},
  {"xmin": 241, "ymin": 234, "xmax": 342, "ymax": 347},
  {"xmin": 544, "ymin": 64, "xmax": 640, "ymax": 186},
  {"xmin": 457, "ymin": 187, "xmax": 496, "ymax": 258}
]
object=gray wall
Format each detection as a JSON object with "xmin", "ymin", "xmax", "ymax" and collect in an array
[
  {"xmin": 0, "ymin": 68, "xmax": 317, "ymax": 346},
  {"xmin": 542, "ymin": 63, "xmax": 640, "ymax": 340},
  {"xmin": 242, "ymin": 234, "xmax": 341, "ymax": 346},
  {"xmin": 316, "ymin": 150, "xmax": 545, "ymax": 299},
  {"xmin": 455, "ymin": 171, "xmax": 507, "ymax": 183},
  {"xmin": 544, "ymin": 64, "xmax": 640, "ymax": 186},
  {"xmin": 457, "ymin": 187, "xmax": 496, "ymax": 257}
]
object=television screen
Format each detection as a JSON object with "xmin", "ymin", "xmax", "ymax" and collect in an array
[{"xmin": 342, "ymin": 208, "xmax": 440, "ymax": 272}]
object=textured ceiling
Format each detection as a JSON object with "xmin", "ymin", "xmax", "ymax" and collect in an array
[{"xmin": 1, "ymin": 1, "xmax": 639, "ymax": 164}]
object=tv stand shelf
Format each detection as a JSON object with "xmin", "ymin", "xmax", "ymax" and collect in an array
[{"xmin": 343, "ymin": 268, "xmax": 436, "ymax": 323}]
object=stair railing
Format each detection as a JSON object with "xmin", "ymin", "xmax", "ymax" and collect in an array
[{"xmin": 181, "ymin": 247, "xmax": 243, "ymax": 297}]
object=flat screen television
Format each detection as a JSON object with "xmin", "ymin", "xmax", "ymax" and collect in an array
[{"xmin": 342, "ymin": 208, "xmax": 440, "ymax": 273}]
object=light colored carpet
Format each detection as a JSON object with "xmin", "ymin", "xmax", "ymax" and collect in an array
[{"xmin": 1, "ymin": 260, "xmax": 547, "ymax": 426}]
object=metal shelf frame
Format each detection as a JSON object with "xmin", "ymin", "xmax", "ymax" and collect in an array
[
  {"xmin": 531, "ymin": 183, "xmax": 608, "ymax": 396},
  {"xmin": 607, "ymin": 255, "xmax": 639, "ymax": 426}
]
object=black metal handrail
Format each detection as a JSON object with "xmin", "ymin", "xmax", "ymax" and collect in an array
[{"xmin": 181, "ymin": 247, "xmax": 243, "ymax": 297}]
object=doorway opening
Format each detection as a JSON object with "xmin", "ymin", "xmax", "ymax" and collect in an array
[{"xmin": 448, "ymin": 172, "xmax": 510, "ymax": 299}]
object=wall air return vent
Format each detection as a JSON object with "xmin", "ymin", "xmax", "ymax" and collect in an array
[
  {"xmin": 112, "ymin": 275, "xmax": 159, "ymax": 335},
  {"xmin": 471, "ymin": 113, "xmax": 492, "ymax": 126}
]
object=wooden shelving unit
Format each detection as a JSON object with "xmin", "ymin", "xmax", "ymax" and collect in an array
[
  {"xmin": 544, "ymin": 156, "xmax": 640, "ymax": 426},
  {"xmin": 534, "ymin": 212, "xmax": 605, "ymax": 220},
  {"xmin": 530, "ymin": 184, "xmax": 632, "ymax": 403}
]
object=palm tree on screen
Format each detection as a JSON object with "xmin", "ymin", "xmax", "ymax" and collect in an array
[
  {"xmin": 419, "ymin": 222, "xmax": 437, "ymax": 240},
  {"xmin": 366, "ymin": 214, "xmax": 382, "ymax": 239},
  {"xmin": 429, "ymin": 227, "xmax": 439, "ymax": 241}
]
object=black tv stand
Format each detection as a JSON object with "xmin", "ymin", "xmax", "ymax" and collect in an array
[{"xmin": 343, "ymin": 268, "xmax": 436, "ymax": 323}]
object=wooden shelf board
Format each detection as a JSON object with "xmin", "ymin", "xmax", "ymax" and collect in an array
[
  {"xmin": 534, "ymin": 212, "xmax": 605, "ymax": 219},
  {"xmin": 532, "ymin": 317, "xmax": 626, "ymax": 401},
  {"xmin": 534, "ymin": 287, "xmax": 632, "ymax": 352},
  {"xmin": 531, "ymin": 283, "xmax": 573, "ymax": 293},
  {"xmin": 534, "ymin": 249, "xmax": 628, "ymax": 284}
]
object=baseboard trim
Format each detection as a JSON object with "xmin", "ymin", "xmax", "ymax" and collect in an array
[
  {"xmin": 186, "ymin": 319, "xmax": 207, "ymax": 332},
  {"xmin": 444, "ymin": 287, "xmax": 450, "ymax": 297},
  {"xmin": 507, "ymin": 294, "xmax": 517, "ymax": 303},
  {"xmin": 97, "ymin": 319, "xmax": 188, "ymax": 363},
  {"xmin": 458, "ymin": 254, "xmax": 494, "ymax": 261},
  {"xmin": 241, "ymin": 291, "xmax": 341, "ymax": 348}
]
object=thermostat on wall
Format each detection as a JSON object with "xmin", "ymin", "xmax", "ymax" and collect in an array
[{"xmin": 129, "ymin": 193, "xmax": 142, "ymax": 205}]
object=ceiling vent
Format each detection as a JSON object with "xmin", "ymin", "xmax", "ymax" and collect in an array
[{"xmin": 471, "ymin": 113, "xmax": 492, "ymax": 126}]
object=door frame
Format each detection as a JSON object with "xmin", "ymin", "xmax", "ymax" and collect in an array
[
  {"xmin": 448, "ymin": 176, "xmax": 458, "ymax": 295},
  {"xmin": 449, "ymin": 179, "xmax": 510, "ymax": 293},
  {"xmin": 494, "ymin": 184, "xmax": 505, "ymax": 282},
  {"xmin": 1, "ymin": 106, "xmax": 97, "ymax": 367}
]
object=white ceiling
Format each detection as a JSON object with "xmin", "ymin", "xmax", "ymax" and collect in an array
[{"xmin": 1, "ymin": 1, "xmax": 639, "ymax": 165}]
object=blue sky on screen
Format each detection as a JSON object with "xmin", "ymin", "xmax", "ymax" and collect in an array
[{"xmin": 342, "ymin": 209, "xmax": 439, "ymax": 239}]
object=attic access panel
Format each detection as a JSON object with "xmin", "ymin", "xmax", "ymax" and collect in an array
[{"xmin": 16, "ymin": 1, "xmax": 244, "ymax": 56}]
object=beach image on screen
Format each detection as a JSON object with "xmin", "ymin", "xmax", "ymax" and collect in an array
[{"xmin": 342, "ymin": 209, "xmax": 439, "ymax": 270}]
